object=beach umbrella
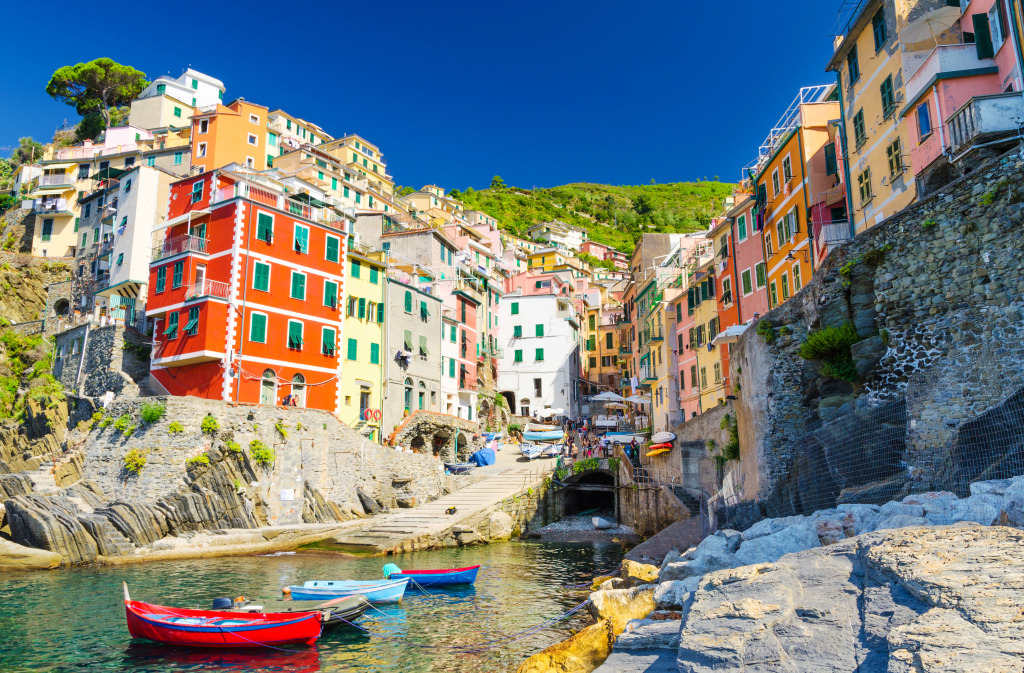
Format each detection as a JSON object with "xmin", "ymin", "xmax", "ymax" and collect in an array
[
  {"xmin": 901, "ymin": 6, "xmax": 961, "ymax": 46},
  {"xmin": 591, "ymin": 391, "xmax": 626, "ymax": 402}
]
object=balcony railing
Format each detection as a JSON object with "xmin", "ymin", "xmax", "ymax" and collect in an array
[
  {"xmin": 947, "ymin": 92, "xmax": 1024, "ymax": 154},
  {"xmin": 211, "ymin": 181, "xmax": 348, "ymax": 231},
  {"xmin": 37, "ymin": 174, "xmax": 74, "ymax": 188},
  {"xmin": 185, "ymin": 279, "xmax": 231, "ymax": 300},
  {"xmin": 30, "ymin": 198, "xmax": 71, "ymax": 214},
  {"xmin": 815, "ymin": 220, "xmax": 853, "ymax": 245},
  {"xmin": 152, "ymin": 235, "xmax": 209, "ymax": 262},
  {"xmin": 905, "ymin": 44, "xmax": 993, "ymax": 113}
]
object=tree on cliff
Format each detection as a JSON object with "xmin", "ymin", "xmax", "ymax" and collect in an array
[{"xmin": 45, "ymin": 58, "xmax": 148, "ymax": 131}]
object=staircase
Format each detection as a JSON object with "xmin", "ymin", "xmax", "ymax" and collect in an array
[{"xmin": 671, "ymin": 485, "xmax": 702, "ymax": 517}]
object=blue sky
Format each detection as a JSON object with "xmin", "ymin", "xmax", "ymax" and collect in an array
[{"xmin": 2, "ymin": 1, "xmax": 843, "ymax": 190}]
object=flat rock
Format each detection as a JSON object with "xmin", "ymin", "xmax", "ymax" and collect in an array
[
  {"xmin": 0, "ymin": 537, "xmax": 61, "ymax": 570},
  {"xmin": 593, "ymin": 649, "xmax": 678, "ymax": 673},
  {"xmin": 615, "ymin": 619, "xmax": 681, "ymax": 650},
  {"xmin": 588, "ymin": 585, "xmax": 656, "ymax": 633},
  {"xmin": 516, "ymin": 619, "xmax": 614, "ymax": 673},
  {"xmin": 654, "ymin": 579, "xmax": 695, "ymax": 610},
  {"xmin": 734, "ymin": 520, "xmax": 819, "ymax": 565}
]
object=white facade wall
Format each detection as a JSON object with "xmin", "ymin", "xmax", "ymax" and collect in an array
[{"xmin": 138, "ymin": 69, "xmax": 224, "ymax": 109}]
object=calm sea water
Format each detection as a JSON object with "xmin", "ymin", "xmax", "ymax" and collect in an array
[{"xmin": 0, "ymin": 541, "xmax": 621, "ymax": 673}]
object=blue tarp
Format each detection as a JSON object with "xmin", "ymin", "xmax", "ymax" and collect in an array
[{"xmin": 470, "ymin": 447, "xmax": 496, "ymax": 467}]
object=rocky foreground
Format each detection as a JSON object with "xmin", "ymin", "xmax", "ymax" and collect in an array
[{"xmin": 518, "ymin": 477, "xmax": 1024, "ymax": 673}]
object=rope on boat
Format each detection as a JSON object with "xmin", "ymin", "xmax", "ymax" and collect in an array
[{"xmin": 338, "ymin": 600, "xmax": 591, "ymax": 653}]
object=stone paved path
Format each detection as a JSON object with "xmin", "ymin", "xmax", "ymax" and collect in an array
[{"xmin": 332, "ymin": 459, "xmax": 555, "ymax": 553}]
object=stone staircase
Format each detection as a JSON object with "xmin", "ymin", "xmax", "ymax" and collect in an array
[{"xmin": 671, "ymin": 485, "xmax": 702, "ymax": 518}]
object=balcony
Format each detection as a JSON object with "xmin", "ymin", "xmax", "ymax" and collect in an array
[
  {"xmin": 152, "ymin": 235, "xmax": 209, "ymax": 262},
  {"xmin": 453, "ymin": 278, "xmax": 484, "ymax": 304},
  {"xmin": 210, "ymin": 181, "xmax": 348, "ymax": 231},
  {"xmin": 37, "ymin": 174, "xmax": 75, "ymax": 189},
  {"xmin": 184, "ymin": 279, "xmax": 231, "ymax": 301},
  {"xmin": 648, "ymin": 326, "xmax": 664, "ymax": 342},
  {"xmin": 947, "ymin": 92, "xmax": 1024, "ymax": 155},
  {"xmin": 904, "ymin": 44, "xmax": 996, "ymax": 116},
  {"xmin": 29, "ymin": 197, "xmax": 73, "ymax": 215},
  {"xmin": 815, "ymin": 219, "xmax": 853, "ymax": 245}
]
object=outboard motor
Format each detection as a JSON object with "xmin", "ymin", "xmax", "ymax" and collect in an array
[{"xmin": 211, "ymin": 597, "xmax": 233, "ymax": 610}]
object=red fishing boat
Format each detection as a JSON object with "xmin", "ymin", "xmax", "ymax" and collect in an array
[{"xmin": 123, "ymin": 584, "xmax": 323, "ymax": 648}]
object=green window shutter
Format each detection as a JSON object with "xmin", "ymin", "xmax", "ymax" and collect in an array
[
  {"xmin": 288, "ymin": 321, "xmax": 304, "ymax": 349},
  {"xmin": 184, "ymin": 307, "xmax": 200, "ymax": 335},
  {"xmin": 172, "ymin": 261, "xmax": 183, "ymax": 288},
  {"xmin": 346, "ymin": 338, "xmax": 357, "ymax": 360},
  {"xmin": 324, "ymin": 280, "xmax": 337, "ymax": 308},
  {"xmin": 535, "ymin": 324, "xmax": 544, "ymax": 337},
  {"xmin": 250, "ymin": 313, "xmax": 267, "ymax": 342},
  {"xmin": 321, "ymin": 328, "xmax": 336, "ymax": 355},
  {"xmin": 449, "ymin": 357, "xmax": 456, "ymax": 377},
  {"xmin": 511, "ymin": 302, "xmax": 519, "ymax": 315},
  {"xmin": 450, "ymin": 325, "xmax": 457, "ymax": 342},
  {"xmin": 370, "ymin": 266, "xmax": 379, "ymax": 284},
  {"xmin": 326, "ymin": 236, "xmax": 339, "ymax": 262},
  {"xmin": 370, "ymin": 343, "xmax": 380, "ymax": 364},
  {"xmin": 156, "ymin": 267, "xmax": 166, "ymax": 292},
  {"xmin": 332, "ymin": 177, "xmax": 338, "ymax": 190},
  {"xmin": 350, "ymin": 260, "xmax": 360, "ymax": 278},
  {"xmin": 377, "ymin": 306, "xmax": 385, "ymax": 324},
  {"xmin": 404, "ymin": 291, "xmax": 412, "ymax": 312},
  {"xmin": 420, "ymin": 300, "xmax": 428, "ymax": 319},
  {"xmin": 165, "ymin": 312, "xmax": 178, "ymax": 338},
  {"xmin": 513, "ymin": 325, "xmax": 522, "ymax": 338},
  {"xmin": 294, "ymin": 226, "xmax": 309, "ymax": 253},
  {"xmin": 256, "ymin": 213, "xmax": 273, "ymax": 242},
  {"xmin": 535, "ymin": 348, "xmax": 544, "ymax": 361},
  {"xmin": 419, "ymin": 335, "xmax": 427, "ymax": 356},
  {"xmin": 404, "ymin": 330, "xmax": 412, "ymax": 351},
  {"xmin": 74, "ymin": 217, "xmax": 79, "ymax": 232},
  {"xmin": 514, "ymin": 350, "xmax": 522, "ymax": 363},
  {"xmin": 290, "ymin": 272, "xmax": 306, "ymax": 300},
  {"xmin": 254, "ymin": 262, "xmax": 270, "ymax": 291},
  {"xmin": 974, "ymin": 13, "xmax": 994, "ymax": 59},
  {"xmin": 358, "ymin": 297, "xmax": 366, "ymax": 319},
  {"xmin": 824, "ymin": 144, "xmax": 838, "ymax": 176}
]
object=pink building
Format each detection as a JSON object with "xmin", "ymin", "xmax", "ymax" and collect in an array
[
  {"xmin": 729, "ymin": 195, "xmax": 769, "ymax": 324},
  {"xmin": 581, "ymin": 240, "xmax": 629, "ymax": 269}
]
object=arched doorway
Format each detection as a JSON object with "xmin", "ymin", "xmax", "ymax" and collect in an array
[
  {"xmin": 261, "ymin": 369, "xmax": 276, "ymax": 405},
  {"xmin": 501, "ymin": 391, "xmax": 516, "ymax": 413},
  {"xmin": 292, "ymin": 373, "xmax": 305, "ymax": 407},
  {"xmin": 53, "ymin": 299, "xmax": 70, "ymax": 317},
  {"xmin": 418, "ymin": 381, "xmax": 426, "ymax": 410},
  {"xmin": 404, "ymin": 378, "xmax": 412, "ymax": 415}
]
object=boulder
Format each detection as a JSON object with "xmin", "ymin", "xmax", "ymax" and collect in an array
[
  {"xmin": 903, "ymin": 491, "xmax": 959, "ymax": 525},
  {"xmin": 887, "ymin": 607, "xmax": 1023, "ymax": 673},
  {"xmin": 1001, "ymin": 479, "xmax": 1024, "ymax": 526},
  {"xmin": 875, "ymin": 515, "xmax": 930, "ymax": 530},
  {"xmin": 0, "ymin": 537, "xmax": 61, "ymax": 570},
  {"xmin": 396, "ymin": 496, "xmax": 417, "ymax": 509},
  {"xmin": 620, "ymin": 559, "xmax": 659, "ymax": 586},
  {"xmin": 357, "ymin": 487, "xmax": 382, "ymax": 515},
  {"xmin": 877, "ymin": 501, "xmax": 924, "ymax": 520},
  {"xmin": 850, "ymin": 335, "xmax": 887, "ymax": 378},
  {"xmin": 455, "ymin": 529, "xmax": 483, "ymax": 546},
  {"xmin": 734, "ymin": 520, "xmax": 819, "ymax": 566},
  {"xmin": 947, "ymin": 495, "xmax": 1001, "ymax": 526},
  {"xmin": 588, "ymin": 585, "xmax": 657, "ymax": 633},
  {"xmin": 654, "ymin": 580, "xmax": 695, "ymax": 610},
  {"xmin": 659, "ymin": 536, "xmax": 740, "ymax": 583},
  {"xmin": 740, "ymin": 515, "xmax": 805, "ymax": 541},
  {"xmin": 969, "ymin": 477, "xmax": 1017, "ymax": 497},
  {"xmin": 516, "ymin": 619, "xmax": 614, "ymax": 673},
  {"xmin": 487, "ymin": 511, "xmax": 514, "ymax": 541},
  {"xmin": 836, "ymin": 503, "xmax": 880, "ymax": 534},
  {"xmin": 615, "ymin": 619, "xmax": 681, "ymax": 650},
  {"xmin": 712, "ymin": 528, "xmax": 742, "ymax": 552},
  {"xmin": 599, "ymin": 577, "xmax": 626, "ymax": 591},
  {"xmin": 4, "ymin": 494, "xmax": 100, "ymax": 565},
  {"xmin": 815, "ymin": 514, "xmax": 855, "ymax": 546}
]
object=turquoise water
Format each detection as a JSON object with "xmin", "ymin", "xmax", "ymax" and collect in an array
[{"xmin": 0, "ymin": 541, "xmax": 621, "ymax": 672}]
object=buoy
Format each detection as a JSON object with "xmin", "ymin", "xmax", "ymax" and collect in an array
[{"xmin": 282, "ymin": 586, "xmax": 291, "ymax": 595}]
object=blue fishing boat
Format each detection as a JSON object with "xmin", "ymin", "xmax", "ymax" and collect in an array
[
  {"xmin": 523, "ymin": 430, "xmax": 564, "ymax": 442},
  {"xmin": 387, "ymin": 564, "xmax": 480, "ymax": 587},
  {"xmin": 287, "ymin": 578, "xmax": 409, "ymax": 604},
  {"xmin": 520, "ymin": 444, "xmax": 545, "ymax": 460},
  {"xmin": 444, "ymin": 462, "xmax": 475, "ymax": 475}
]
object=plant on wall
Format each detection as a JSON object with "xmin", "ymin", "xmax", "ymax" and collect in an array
[
  {"xmin": 797, "ymin": 321, "xmax": 862, "ymax": 382},
  {"xmin": 200, "ymin": 415, "xmax": 219, "ymax": 436},
  {"xmin": 140, "ymin": 401, "xmax": 166, "ymax": 424},
  {"xmin": 123, "ymin": 448, "xmax": 147, "ymax": 474},
  {"xmin": 250, "ymin": 439, "xmax": 275, "ymax": 466}
]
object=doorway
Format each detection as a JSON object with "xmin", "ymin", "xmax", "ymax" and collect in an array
[
  {"xmin": 261, "ymin": 369, "xmax": 276, "ymax": 405},
  {"xmin": 292, "ymin": 372, "xmax": 305, "ymax": 407}
]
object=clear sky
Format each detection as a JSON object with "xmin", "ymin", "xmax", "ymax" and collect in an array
[{"xmin": 1, "ymin": 1, "xmax": 844, "ymax": 190}]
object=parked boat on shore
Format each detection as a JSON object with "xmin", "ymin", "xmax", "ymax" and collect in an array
[
  {"xmin": 444, "ymin": 461, "xmax": 475, "ymax": 475},
  {"xmin": 287, "ymin": 578, "xmax": 409, "ymax": 604},
  {"xmin": 523, "ymin": 430, "xmax": 564, "ymax": 442},
  {"xmin": 521, "ymin": 444, "xmax": 545, "ymax": 460}
]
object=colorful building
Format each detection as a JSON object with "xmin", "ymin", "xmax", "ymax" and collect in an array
[
  {"xmin": 527, "ymin": 220, "xmax": 588, "ymax": 252},
  {"xmin": 727, "ymin": 194, "xmax": 769, "ymax": 324},
  {"xmin": 130, "ymin": 68, "xmax": 225, "ymax": 131},
  {"xmin": 189, "ymin": 99, "xmax": 270, "ymax": 174},
  {"xmin": 146, "ymin": 166, "xmax": 351, "ymax": 410},
  {"xmin": 339, "ymin": 249, "xmax": 386, "ymax": 439},
  {"xmin": 383, "ymin": 277, "xmax": 443, "ymax": 438}
]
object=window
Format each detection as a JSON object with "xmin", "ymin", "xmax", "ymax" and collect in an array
[
  {"xmin": 253, "ymin": 262, "xmax": 270, "ymax": 291},
  {"xmin": 173, "ymin": 106, "xmax": 182, "ymax": 118},
  {"xmin": 325, "ymin": 235, "xmax": 340, "ymax": 262},
  {"xmin": 534, "ymin": 378, "xmax": 542, "ymax": 396},
  {"xmin": 404, "ymin": 291, "xmax": 412, "ymax": 313},
  {"xmin": 853, "ymin": 109, "xmax": 866, "ymax": 147},
  {"xmin": 782, "ymin": 156, "xmax": 793, "ymax": 181},
  {"xmin": 191, "ymin": 179, "xmax": 203, "ymax": 203},
  {"xmin": 781, "ymin": 273, "xmax": 790, "ymax": 301},
  {"xmin": 419, "ymin": 335, "xmax": 428, "ymax": 359},
  {"xmin": 293, "ymin": 224, "xmax": 309, "ymax": 254},
  {"xmin": 606, "ymin": 332, "xmax": 613, "ymax": 349},
  {"xmin": 772, "ymin": 169, "xmax": 780, "ymax": 196},
  {"xmin": 359, "ymin": 298, "xmax": 366, "ymax": 319},
  {"xmin": 351, "ymin": 259, "xmax": 361, "ymax": 278},
  {"xmin": 755, "ymin": 263, "xmax": 767, "ymax": 289},
  {"xmin": 146, "ymin": 156, "xmax": 155, "ymax": 167},
  {"xmin": 847, "ymin": 45, "xmax": 860, "ymax": 84},
  {"xmin": 84, "ymin": 203, "xmax": 91, "ymax": 218},
  {"xmin": 880, "ymin": 75, "xmax": 896, "ymax": 118},
  {"xmin": 198, "ymin": 119, "xmax": 208, "ymax": 134},
  {"xmin": 886, "ymin": 138, "xmax": 903, "ymax": 178},
  {"xmin": 290, "ymin": 271, "xmax": 306, "ymax": 300},
  {"xmin": 116, "ymin": 253, "xmax": 124, "ymax": 266},
  {"xmin": 793, "ymin": 264, "xmax": 802, "ymax": 292},
  {"xmin": 974, "ymin": 11, "xmax": 996, "ymax": 59},
  {"xmin": 449, "ymin": 358, "xmax": 457, "ymax": 376},
  {"xmin": 700, "ymin": 367, "xmax": 707, "ymax": 389},
  {"xmin": 345, "ymin": 337, "xmax": 357, "ymax": 360},
  {"xmin": 535, "ymin": 324, "xmax": 544, "ymax": 337},
  {"xmin": 324, "ymin": 280, "xmax": 338, "ymax": 308},
  {"xmin": 249, "ymin": 114, "xmax": 259, "ymax": 125},
  {"xmin": 513, "ymin": 325, "xmax": 522, "ymax": 338},
  {"xmin": 858, "ymin": 168, "xmax": 872, "ymax": 204},
  {"xmin": 287, "ymin": 321, "xmax": 304, "ymax": 349},
  {"xmin": 872, "ymin": 7, "xmax": 888, "ymax": 51},
  {"xmin": 403, "ymin": 330, "xmax": 413, "ymax": 351},
  {"xmin": 124, "ymin": 179, "xmax": 132, "ymax": 193},
  {"xmin": 738, "ymin": 214, "xmax": 747, "ymax": 241},
  {"xmin": 690, "ymin": 366, "xmax": 697, "ymax": 389},
  {"xmin": 247, "ymin": 134, "xmax": 258, "ymax": 146},
  {"xmin": 769, "ymin": 281, "xmax": 778, "ymax": 308},
  {"xmin": 917, "ymin": 102, "xmax": 932, "ymax": 139},
  {"xmin": 510, "ymin": 301, "xmax": 519, "ymax": 315},
  {"xmin": 249, "ymin": 313, "xmax": 267, "ymax": 342},
  {"xmin": 172, "ymin": 261, "xmax": 183, "ymax": 288},
  {"xmin": 776, "ymin": 220, "xmax": 785, "ymax": 247},
  {"xmin": 256, "ymin": 212, "xmax": 273, "ymax": 242},
  {"xmin": 741, "ymin": 269, "xmax": 753, "ymax": 295},
  {"xmin": 765, "ymin": 232, "xmax": 774, "ymax": 257},
  {"xmin": 41, "ymin": 219, "xmax": 53, "ymax": 241},
  {"xmin": 420, "ymin": 300, "xmax": 429, "ymax": 321},
  {"xmin": 713, "ymin": 362, "xmax": 722, "ymax": 384},
  {"xmin": 370, "ymin": 343, "xmax": 380, "ymax": 364},
  {"xmin": 535, "ymin": 348, "xmax": 544, "ymax": 361},
  {"xmin": 165, "ymin": 312, "xmax": 178, "ymax": 339},
  {"xmin": 514, "ymin": 349, "xmax": 523, "ymax": 363},
  {"xmin": 196, "ymin": 142, "xmax": 207, "ymax": 158},
  {"xmin": 156, "ymin": 266, "xmax": 167, "ymax": 292},
  {"xmin": 369, "ymin": 266, "xmax": 379, "ymax": 284},
  {"xmin": 184, "ymin": 307, "xmax": 199, "ymax": 336},
  {"xmin": 722, "ymin": 277, "xmax": 732, "ymax": 305},
  {"xmin": 173, "ymin": 151, "xmax": 183, "ymax": 165},
  {"xmin": 824, "ymin": 143, "xmax": 838, "ymax": 176}
]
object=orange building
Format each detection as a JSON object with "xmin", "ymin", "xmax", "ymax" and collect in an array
[
  {"xmin": 147, "ymin": 165, "xmax": 351, "ymax": 410},
  {"xmin": 190, "ymin": 100, "xmax": 270, "ymax": 174}
]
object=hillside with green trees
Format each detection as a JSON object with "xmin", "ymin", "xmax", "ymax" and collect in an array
[{"xmin": 443, "ymin": 178, "xmax": 735, "ymax": 254}]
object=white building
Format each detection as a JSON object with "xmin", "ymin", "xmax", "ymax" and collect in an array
[
  {"xmin": 497, "ymin": 291, "xmax": 582, "ymax": 420},
  {"xmin": 130, "ymin": 69, "xmax": 225, "ymax": 130},
  {"xmin": 527, "ymin": 220, "xmax": 588, "ymax": 252}
]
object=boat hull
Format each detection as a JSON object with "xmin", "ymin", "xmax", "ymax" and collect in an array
[
  {"xmin": 444, "ymin": 462, "xmax": 475, "ymax": 474},
  {"xmin": 288, "ymin": 579, "xmax": 409, "ymax": 603},
  {"xmin": 521, "ymin": 445, "xmax": 544, "ymax": 460},
  {"xmin": 391, "ymin": 565, "xmax": 480, "ymax": 587},
  {"xmin": 125, "ymin": 600, "xmax": 322, "ymax": 648},
  {"xmin": 523, "ymin": 430, "xmax": 564, "ymax": 442},
  {"xmin": 233, "ymin": 596, "xmax": 370, "ymax": 629}
]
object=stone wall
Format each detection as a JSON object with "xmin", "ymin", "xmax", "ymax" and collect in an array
[
  {"xmin": 731, "ymin": 146, "xmax": 1024, "ymax": 519},
  {"xmin": 52, "ymin": 324, "xmax": 150, "ymax": 397},
  {"xmin": 388, "ymin": 410, "xmax": 480, "ymax": 461}
]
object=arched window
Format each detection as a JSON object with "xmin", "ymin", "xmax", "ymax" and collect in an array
[
  {"xmin": 418, "ymin": 381, "xmax": 426, "ymax": 410},
  {"xmin": 261, "ymin": 369, "xmax": 276, "ymax": 405},
  {"xmin": 292, "ymin": 372, "xmax": 305, "ymax": 407},
  {"xmin": 404, "ymin": 378, "xmax": 412, "ymax": 412},
  {"xmin": 404, "ymin": 291, "xmax": 412, "ymax": 312}
]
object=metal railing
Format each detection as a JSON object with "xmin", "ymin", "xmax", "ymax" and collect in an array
[
  {"xmin": 211, "ymin": 181, "xmax": 348, "ymax": 231},
  {"xmin": 152, "ymin": 235, "xmax": 209, "ymax": 262},
  {"xmin": 37, "ymin": 174, "xmax": 74, "ymax": 188},
  {"xmin": 185, "ymin": 279, "xmax": 231, "ymax": 300}
]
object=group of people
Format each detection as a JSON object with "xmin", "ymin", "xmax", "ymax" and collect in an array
[{"xmin": 557, "ymin": 418, "xmax": 615, "ymax": 460}]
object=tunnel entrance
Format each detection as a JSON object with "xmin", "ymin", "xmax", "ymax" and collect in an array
[{"xmin": 561, "ymin": 471, "xmax": 616, "ymax": 517}]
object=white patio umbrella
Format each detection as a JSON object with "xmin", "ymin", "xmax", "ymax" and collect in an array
[
  {"xmin": 591, "ymin": 391, "xmax": 626, "ymax": 402},
  {"xmin": 537, "ymin": 408, "xmax": 565, "ymax": 418},
  {"xmin": 625, "ymin": 395, "xmax": 652, "ymax": 405},
  {"xmin": 605, "ymin": 402, "xmax": 627, "ymax": 410},
  {"xmin": 901, "ymin": 6, "xmax": 961, "ymax": 46}
]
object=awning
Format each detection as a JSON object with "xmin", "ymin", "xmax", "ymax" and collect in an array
[
  {"xmin": 91, "ymin": 167, "xmax": 129, "ymax": 181},
  {"xmin": 711, "ymin": 323, "xmax": 750, "ymax": 347},
  {"xmin": 41, "ymin": 161, "xmax": 76, "ymax": 169}
]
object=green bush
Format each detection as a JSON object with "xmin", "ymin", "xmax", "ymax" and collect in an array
[
  {"xmin": 274, "ymin": 421, "xmax": 288, "ymax": 438},
  {"xmin": 821, "ymin": 358, "xmax": 859, "ymax": 382},
  {"xmin": 186, "ymin": 453, "xmax": 210, "ymax": 467},
  {"xmin": 91, "ymin": 412, "xmax": 103, "ymax": 422},
  {"xmin": 607, "ymin": 457, "xmax": 621, "ymax": 472},
  {"xmin": 756, "ymin": 319, "xmax": 775, "ymax": 344},
  {"xmin": 113, "ymin": 414, "xmax": 132, "ymax": 433},
  {"xmin": 122, "ymin": 424, "xmax": 136, "ymax": 439},
  {"xmin": 250, "ymin": 440, "xmax": 275, "ymax": 467},
  {"xmin": 140, "ymin": 401, "xmax": 166, "ymax": 424},
  {"xmin": 98, "ymin": 415, "xmax": 112, "ymax": 428},
  {"xmin": 201, "ymin": 415, "xmax": 219, "ymax": 436},
  {"xmin": 167, "ymin": 421, "xmax": 184, "ymax": 434},
  {"xmin": 797, "ymin": 322, "xmax": 860, "ymax": 361},
  {"xmin": 507, "ymin": 423, "xmax": 523, "ymax": 434},
  {"xmin": 719, "ymin": 413, "xmax": 740, "ymax": 462},
  {"xmin": 123, "ymin": 449, "xmax": 147, "ymax": 474},
  {"xmin": 225, "ymin": 440, "xmax": 241, "ymax": 453}
]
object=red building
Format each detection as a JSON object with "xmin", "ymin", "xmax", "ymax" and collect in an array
[{"xmin": 147, "ymin": 165, "xmax": 350, "ymax": 410}]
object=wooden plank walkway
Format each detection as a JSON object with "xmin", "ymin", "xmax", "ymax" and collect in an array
[{"xmin": 331, "ymin": 463, "xmax": 554, "ymax": 553}]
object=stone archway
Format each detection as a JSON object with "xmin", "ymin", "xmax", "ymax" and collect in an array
[
  {"xmin": 501, "ymin": 391, "xmax": 516, "ymax": 412},
  {"xmin": 52, "ymin": 299, "xmax": 70, "ymax": 317}
]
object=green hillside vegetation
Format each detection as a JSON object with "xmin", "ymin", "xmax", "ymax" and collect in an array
[{"xmin": 446, "ymin": 178, "xmax": 734, "ymax": 254}]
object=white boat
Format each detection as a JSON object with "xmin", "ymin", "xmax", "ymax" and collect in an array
[
  {"xmin": 651, "ymin": 431, "xmax": 676, "ymax": 444},
  {"xmin": 542, "ymin": 443, "xmax": 563, "ymax": 457},
  {"xmin": 527, "ymin": 423, "xmax": 560, "ymax": 432},
  {"xmin": 603, "ymin": 432, "xmax": 645, "ymax": 446},
  {"xmin": 520, "ymin": 444, "xmax": 545, "ymax": 460},
  {"xmin": 592, "ymin": 517, "xmax": 615, "ymax": 530}
]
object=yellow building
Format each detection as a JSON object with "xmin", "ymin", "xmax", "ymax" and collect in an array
[
  {"xmin": 689, "ymin": 256, "xmax": 725, "ymax": 411},
  {"xmin": 527, "ymin": 247, "xmax": 573, "ymax": 272},
  {"xmin": 26, "ymin": 161, "xmax": 78, "ymax": 257},
  {"xmin": 339, "ymin": 249, "xmax": 387, "ymax": 441},
  {"xmin": 826, "ymin": 0, "xmax": 959, "ymax": 233},
  {"xmin": 752, "ymin": 87, "xmax": 838, "ymax": 309}
]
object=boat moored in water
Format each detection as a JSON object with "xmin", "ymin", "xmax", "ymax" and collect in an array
[
  {"xmin": 386, "ymin": 564, "xmax": 481, "ymax": 587},
  {"xmin": 287, "ymin": 578, "xmax": 409, "ymax": 604}
]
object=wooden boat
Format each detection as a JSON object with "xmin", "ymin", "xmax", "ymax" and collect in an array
[
  {"xmin": 444, "ymin": 461, "xmax": 475, "ymax": 474},
  {"xmin": 521, "ymin": 444, "xmax": 545, "ymax": 460},
  {"xmin": 523, "ymin": 430, "xmax": 564, "ymax": 442},
  {"xmin": 592, "ymin": 517, "xmax": 616, "ymax": 530},
  {"xmin": 527, "ymin": 423, "xmax": 560, "ymax": 432},
  {"xmin": 388, "ymin": 565, "xmax": 481, "ymax": 587},
  {"xmin": 287, "ymin": 578, "xmax": 409, "ymax": 604},
  {"xmin": 123, "ymin": 584, "xmax": 322, "ymax": 648},
  {"xmin": 227, "ymin": 595, "xmax": 370, "ymax": 630}
]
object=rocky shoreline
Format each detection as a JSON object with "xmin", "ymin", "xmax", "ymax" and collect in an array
[{"xmin": 516, "ymin": 476, "xmax": 1024, "ymax": 673}]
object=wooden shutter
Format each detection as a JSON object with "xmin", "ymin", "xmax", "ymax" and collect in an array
[
  {"xmin": 824, "ymin": 144, "xmax": 837, "ymax": 176},
  {"xmin": 974, "ymin": 14, "xmax": 994, "ymax": 59}
]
